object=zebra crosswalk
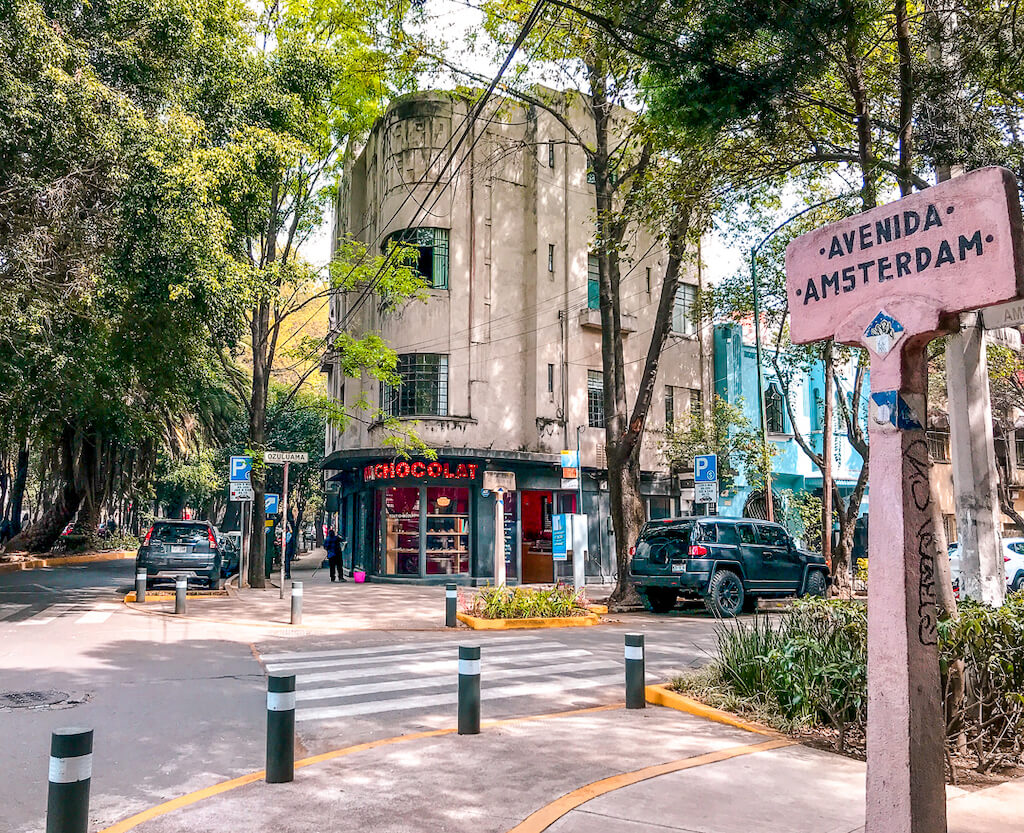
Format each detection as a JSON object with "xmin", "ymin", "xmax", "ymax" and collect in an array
[
  {"xmin": 0, "ymin": 600, "xmax": 119, "ymax": 627},
  {"xmin": 259, "ymin": 635, "xmax": 643, "ymax": 725}
]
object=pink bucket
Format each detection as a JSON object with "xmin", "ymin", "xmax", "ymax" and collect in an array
[{"xmin": 353, "ymin": 570, "xmax": 366, "ymax": 583}]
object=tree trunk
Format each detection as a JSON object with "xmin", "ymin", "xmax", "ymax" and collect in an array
[
  {"xmin": 247, "ymin": 299, "xmax": 271, "ymax": 588},
  {"xmin": 8, "ymin": 437, "xmax": 29, "ymax": 536},
  {"xmin": 6, "ymin": 430, "xmax": 81, "ymax": 553}
]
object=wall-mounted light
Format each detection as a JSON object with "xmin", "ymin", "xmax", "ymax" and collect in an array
[{"xmin": 437, "ymin": 496, "xmax": 451, "ymax": 508}]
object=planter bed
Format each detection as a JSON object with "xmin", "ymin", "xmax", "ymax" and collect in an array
[{"xmin": 456, "ymin": 611, "xmax": 601, "ymax": 630}]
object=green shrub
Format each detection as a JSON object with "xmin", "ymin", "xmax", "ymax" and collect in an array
[
  {"xmin": 468, "ymin": 585, "xmax": 590, "ymax": 619},
  {"xmin": 675, "ymin": 593, "xmax": 1024, "ymax": 769}
]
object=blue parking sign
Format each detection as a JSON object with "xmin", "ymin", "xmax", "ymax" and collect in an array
[
  {"xmin": 229, "ymin": 455, "xmax": 252, "ymax": 482},
  {"xmin": 694, "ymin": 454, "xmax": 717, "ymax": 483},
  {"xmin": 265, "ymin": 493, "xmax": 280, "ymax": 515}
]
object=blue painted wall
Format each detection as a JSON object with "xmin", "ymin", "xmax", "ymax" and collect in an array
[{"xmin": 712, "ymin": 323, "xmax": 868, "ymax": 544}]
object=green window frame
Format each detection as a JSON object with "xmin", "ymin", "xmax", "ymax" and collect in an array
[
  {"xmin": 384, "ymin": 228, "xmax": 449, "ymax": 290},
  {"xmin": 587, "ymin": 254, "xmax": 600, "ymax": 310}
]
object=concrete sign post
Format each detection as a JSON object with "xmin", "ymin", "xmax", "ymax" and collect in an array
[
  {"xmin": 786, "ymin": 166, "xmax": 1024, "ymax": 833},
  {"xmin": 483, "ymin": 471, "xmax": 515, "ymax": 586}
]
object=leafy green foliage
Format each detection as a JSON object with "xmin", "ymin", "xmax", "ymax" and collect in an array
[
  {"xmin": 661, "ymin": 395, "xmax": 773, "ymax": 491},
  {"xmin": 673, "ymin": 595, "xmax": 1024, "ymax": 769},
  {"xmin": 469, "ymin": 585, "xmax": 591, "ymax": 619}
]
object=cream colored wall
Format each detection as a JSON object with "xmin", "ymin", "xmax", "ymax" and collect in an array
[{"xmin": 326, "ymin": 90, "xmax": 704, "ymax": 475}]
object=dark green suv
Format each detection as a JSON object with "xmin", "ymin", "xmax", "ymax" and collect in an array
[{"xmin": 630, "ymin": 516, "xmax": 830, "ymax": 616}]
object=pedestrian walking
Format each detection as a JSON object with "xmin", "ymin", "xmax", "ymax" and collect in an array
[{"xmin": 325, "ymin": 527, "xmax": 345, "ymax": 582}]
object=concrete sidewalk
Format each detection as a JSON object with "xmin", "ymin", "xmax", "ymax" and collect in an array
[
  {"xmin": 97, "ymin": 703, "xmax": 1021, "ymax": 833},
  {"xmin": 124, "ymin": 551, "xmax": 617, "ymax": 632}
]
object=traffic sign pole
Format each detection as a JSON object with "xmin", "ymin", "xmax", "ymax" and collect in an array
[{"xmin": 280, "ymin": 462, "xmax": 289, "ymax": 599}]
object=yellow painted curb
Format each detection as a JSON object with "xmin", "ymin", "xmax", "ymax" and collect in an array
[
  {"xmin": 97, "ymin": 703, "xmax": 623, "ymax": 833},
  {"xmin": 505, "ymin": 737, "xmax": 794, "ymax": 833},
  {"xmin": 644, "ymin": 684, "xmax": 783, "ymax": 737},
  {"xmin": 587, "ymin": 604, "xmax": 609, "ymax": 615},
  {"xmin": 457, "ymin": 612, "xmax": 601, "ymax": 630},
  {"xmin": 0, "ymin": 550, "xmax": 134, "ymax": 574},
  {"xmin": 125, "ymin": 590, "xmax": 230, "ymax": 603}
]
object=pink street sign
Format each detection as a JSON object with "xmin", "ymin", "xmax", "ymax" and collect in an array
[{"xmin": 786, "ymin": 166, "xmax": 1024, "ymax": 350}]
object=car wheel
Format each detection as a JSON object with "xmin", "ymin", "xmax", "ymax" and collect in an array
[
  {"xmin": 803, "ymin": 571, "xmax": 827, "ymax": 598},
  {"xmin": 704, "ymin": 570, "xmax": 744, "ymax": 618},
  {"xmin": 644, "ymin": 588, "xmax": 678, "ymax": 614},
  {"xmin": 1012, "ymin": 574, "xmax": 1024, "ymax": 594}
]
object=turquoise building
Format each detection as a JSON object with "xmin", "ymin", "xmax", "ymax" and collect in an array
[{"xmin": 712, "ymin": 322, "xmax": 869, "ymax": 553}]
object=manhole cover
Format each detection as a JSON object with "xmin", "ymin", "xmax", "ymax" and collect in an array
[{"xmin": 0, "ymin": 690, "xmax": 86, "ymax": 710}]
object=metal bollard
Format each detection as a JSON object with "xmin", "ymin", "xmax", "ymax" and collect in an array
[
  {"xmin": 134, "ymin": 568, "xmax": 146, "ymax": 603},
  {"xmin": 266, "ymin": 674, "xmax": 296, "ymax": 783},
  {"xmin": 625, "ymin": 633, "xmax": 646, "ymax": 709},
  {"xmin": 458, "ymin": 645, "xmax": 481, "ymax": 735},
  {"xmin": 46, "ymin": 727, "xmax": 93, "ymax": 833},
  {"xmin": 174, "ymin": 576, "xmax": 187, "ymax": 615},
  {"xmin": 445, "ymin": 583, "xmax": 457, "ymax": 628},
  {"xmin": 290, "ymin": 581, "xmax": 303, "ymax": 626}
]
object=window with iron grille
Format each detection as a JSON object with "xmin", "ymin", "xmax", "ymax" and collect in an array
[
  {"xmin": 765, "ymin": 382, "xmax": 785, "ymax": 434},
  {"xmin": 383, "ymin": 228, "xmax": 449, "ymax": 289},
  {"xmin": 672, "ymin": 284, "xmax": 697, "ymax": 335},
  {"xmin": 927, "ymin": 431, "xmax": 950, "ymax": 462},
  {"xmin": 588, "ymin": 370, "xmax": 605, "ymax": 428},
  {"xmin": 689, "ymin": 388, "xmax": 703, "ymax": 418},
  {"xmin": 587, "ymin": 254, "xmax": 600, "ymax": 310},
  {"xmin": 382, "ymin": 354, "xmax": 449, "ymax": 417},
  {"xmin": 665, "ymin": 386, "xmax": 675, "ymax": 429}
]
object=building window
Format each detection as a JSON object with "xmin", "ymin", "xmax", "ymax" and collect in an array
[
  {"xmin": 588, "ymin": 370, "xmax": 605, "ymax": 428},
  {"xmin": 665, "ymin": 386, "xmax": 675, "ymax": 429},
  {"xmin": 547, "ymin": 363, "xmax": 554, "ymax": 393},
  {"xmin": 382, "ymin": 354, "xmax": 449, "ymax": 417},
  {"xmin": 586, "ymin": 168, "xmax": 618, "ymax": 185},
  {"xmin": 765, "ymin": 382, "xmax": 785, "ymax": 434},
  {"xmin": 1016, "ymin": 432, "xmax": 1024, "ymax": 468},
  {"xmin": 689, "ymin": 388, "xmax": 702, "ymax": 418},
  {"xmin": 928, "ymin": 431, "xmax": 950, "ymax": 462},
  {"xmin": 383, "ymin": 228, "xmax": 449, "ymax": 289},
  {"xmin": 646, "ymin": 267, "xmax": 652, "ymax": 295},
  {"xmin": 587, "ymin": 254, "xmax": 600, "ymax": 310},
  {"xmin": 672, "ymin": 283, "xmax": 697, "ymax": 335},
  {"xmin": 548, "ymin": 244, "xmax": 555, "ymax": 273},
  {"xmin": 548, "ymin": 140, "xmax": 555, "ymax": 168}
]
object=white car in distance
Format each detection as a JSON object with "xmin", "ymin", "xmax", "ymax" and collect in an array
[{"xmin": 948, "ymin": 538, "xmax": 1024, "ymax": 596}]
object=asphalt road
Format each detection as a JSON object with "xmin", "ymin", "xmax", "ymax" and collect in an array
[{"xmin": 0, "ymin": 559, "xmax": 726, "ymax": 833}]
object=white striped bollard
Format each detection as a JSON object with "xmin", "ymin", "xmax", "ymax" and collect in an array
[
  {"xmin": 625, "ymin": 633, "xmax": 645, "ymax": 709},
  {"xmin": 134, "ymin": 568, "xmax": 146, "ymax": 603},
  {"xmin": 290, "ymin": 581, "xmax": 303, "ymax": 626},
  {"xmin": 458, "ymin": 645, "xmax": 481, "ymax": 735},
  {"xmin": 174, "ymin": 576, "xmax": 187, "ymax": 615},
  {"xmin": 445, "ymin": 583, "xmax": 457, "ymax": 628},
  {"xmin": 266, "ymin": 674, "xmax": 295, "ymax": 783},
  {"xmin": 46, "ymin": 727, "xmax": 93, "ymax": 833}
]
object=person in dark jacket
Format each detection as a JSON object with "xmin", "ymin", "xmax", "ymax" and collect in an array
[{"xmin": 325, "ymin": 528, "xmax": 345, "ymax": 582}]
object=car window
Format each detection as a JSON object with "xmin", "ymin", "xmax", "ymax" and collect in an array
[
  {"xmin": 757, "ymin": 524, "xmax": 789, "ymax": 547},
  {"xmin": 636, "ymin": 527, "xmax": 692, "ymax": 562},
  {"xmin": 1011, "ymin": 542, "xmax": 1024, "ymax": 555},
  {"xmin": 715, "ymin": 523, "xmax": 739, "ymax": 545},
  {"xmin": 152, "ymin": 523, "xmax": 208, "ymax": 544},
  {"xmin": 696, "ymin": 523, "xmax": 716, "ymax": 543},
  {"xmin": 737, "ymin": 523, "xmax": 757, "ymax": 544}
]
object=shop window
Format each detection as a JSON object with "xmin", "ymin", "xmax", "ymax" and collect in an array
[
  {"xmin": 383, "ymin": 227, "xmax": 449, "ymax": 289},
  {"xmin": 588, "ymin": 370, "xmax": 605, "ymax": 428},
  {"xmin": 382, "ymin": 354, "xmax": 449, "ymax": 417},
  {"xmin": 425, "ymin": 487, "xmax": 470, "ymax": 575},
  {"xmin": 765, "ymin": 382, "xmax": 785, "ymax": 434},
  {"xmin": 587, "ymin": 255, "xmax": 600, "ymax": 310},
  {"xmin": 381, "ymin": 487, "xmax": 420, "ymax": 576},
  {"xmin": 672, "ymin": 284, "xmax": 697, "ymax": 335}
]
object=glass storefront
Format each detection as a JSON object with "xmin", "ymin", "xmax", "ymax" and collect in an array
[{"xmin": 376, "ymin": 485, "xmax": 470, "ymax": 577}]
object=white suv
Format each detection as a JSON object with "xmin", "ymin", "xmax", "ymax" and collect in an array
[{"xmin": 948, "ymin": 538, "xmax": 1024, "ymax": 595}]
